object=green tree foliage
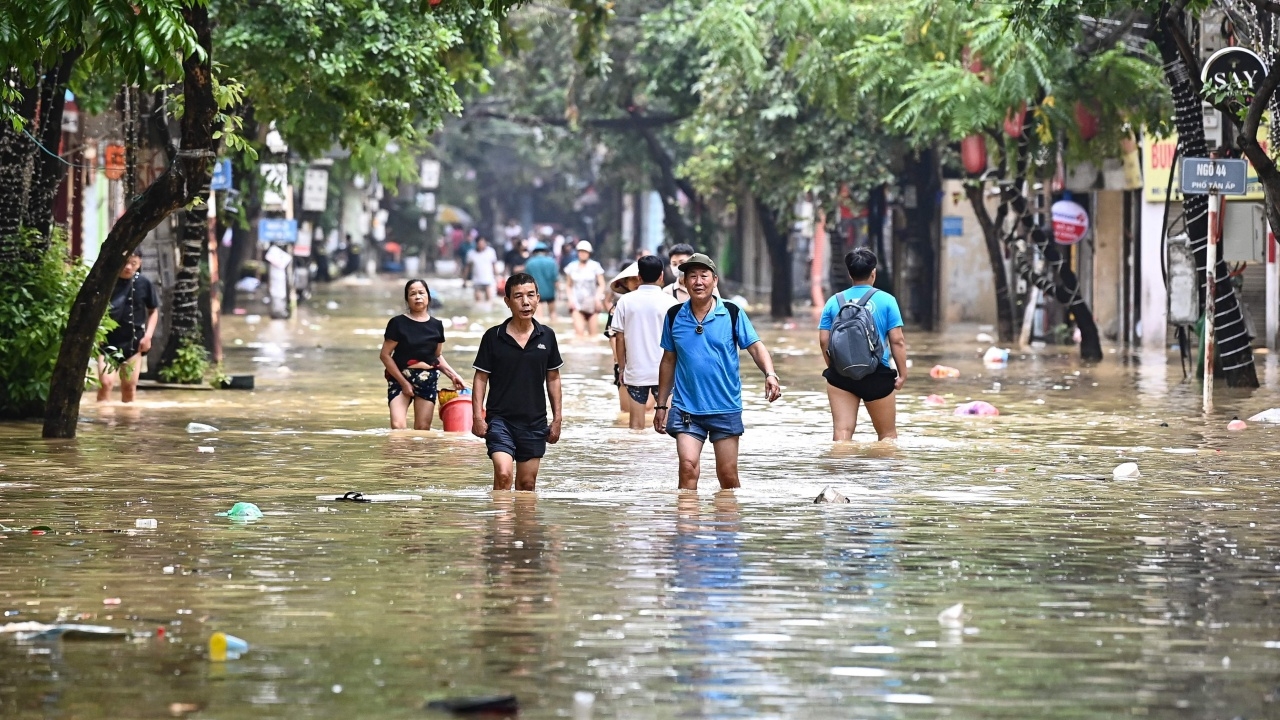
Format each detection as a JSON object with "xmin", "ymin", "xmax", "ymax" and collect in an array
[
  {"xmin": 211, "ymin": 0, "xmax": 513, "ymax": 160},
  {"xmin": 0, "ymin": 231, "xmax": 107, "ymax": 418}
]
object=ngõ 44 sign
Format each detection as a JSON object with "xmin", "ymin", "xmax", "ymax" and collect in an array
[{"xmin": 1180, "ymin": 158, "xmax": 1248, "ymax": 196}]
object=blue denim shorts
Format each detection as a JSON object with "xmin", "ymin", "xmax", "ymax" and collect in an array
[
  {"xmin": 665, "ymin": 408, "xmax": 744, "ymax": 443},
  {"xmin": 485, "ymin": 416, "xmax": 550, "ymax": 462}
]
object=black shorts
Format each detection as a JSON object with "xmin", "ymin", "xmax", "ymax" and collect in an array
[
  {"xmin": 387, "ymin": 368, "xmax": 439, "ymax": 404},
  {"xmin": 626, "ymin": 384, "xmax": 658, "ymax": 405},
  {"xmin": 824, "ymin": 364, "xmax": 897, "ymax": 402},
  {"xmin": 485, "ymin": 416, "xmax": 550, "ymax": 462}
]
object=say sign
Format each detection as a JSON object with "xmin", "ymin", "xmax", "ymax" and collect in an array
[{"xmin": 1180, "ymin": 158, "xmax": 1248, "ymax": 195}]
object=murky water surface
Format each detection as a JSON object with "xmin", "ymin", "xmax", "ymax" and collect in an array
[{"xmin": 4, "ymin": 278, "xmax": 1280, "ymax": 719}]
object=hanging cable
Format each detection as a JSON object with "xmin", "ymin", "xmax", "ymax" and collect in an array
[{"xmin": 20, "ymin": 127, "xmax": 98, "ymax": 170}]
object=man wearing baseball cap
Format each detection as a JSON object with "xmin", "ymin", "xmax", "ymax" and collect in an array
[{"xmin": 654, "ymin": 253, "xmax": 782, "ymax": 490}]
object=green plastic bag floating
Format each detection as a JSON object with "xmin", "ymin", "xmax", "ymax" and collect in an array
[{"xmin": 215, "ymin": 502, "xmax": 263, "ymax": 519}]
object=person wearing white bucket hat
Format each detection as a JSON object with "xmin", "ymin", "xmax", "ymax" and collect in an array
[{"xmin": 563, "ymin": 240, "xmax": 605, "ymax": 338}]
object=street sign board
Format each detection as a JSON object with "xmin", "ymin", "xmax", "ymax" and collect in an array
[
  {"xmin": 1051, "ymin": 199, "xmax": 1090, "ymax": 245},
  {"xmin": 416, "ymin": 191, "xmax": 436, "ymax": 213},
  {"xmin": 258, "ymin": 218, "xmax": 298, "ymax": 244},
  {"xmin": 210, "ymin": 159, "xmax": 233, "ymax": 190},
  {"xmin": 1201, "ymin": 47, "xmax": 1268, "ymax": 94},
  {"xmin": 260, "ymin": 163, "xmax": 289, "ymax": 207},
  {"xmin": 1180, "ymin": 157, "xmax": 1249, "ymax": 195},
  {"xmin": 301, "ymin": 168, "xmax": 329, "ymax": 212},
  {"xmin": 419, "ymin": 159, "xmax": 441, "ymax": 189}
]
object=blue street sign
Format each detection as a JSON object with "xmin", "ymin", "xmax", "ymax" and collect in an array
[
  {"xmin": 1180, "ymin": 157, "xmax": 1248, "ymax": 195},
  {"xmin": 258, "ymin": 218, "xmax": 298, "ymax": 244},
  {"xmin": 211, "ymin": 159, "xmax": 233, "ymax": 190}
]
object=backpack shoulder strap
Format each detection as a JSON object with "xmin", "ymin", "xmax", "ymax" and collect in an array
[
  {"xmin": 723, "ymin": 301, "xmax": 740, "ymax": 348},
  {"xmin": 854, "ymin": 288, "xmax": 878, "ymax": 308},
  {"xmin": 665, "ymin": 303, "xmax": 683, "ymax": 351}
]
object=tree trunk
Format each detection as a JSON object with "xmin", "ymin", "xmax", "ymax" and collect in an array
[
  {"xmin": 22, "ymin": 48, "xmax": 82, "ymax": 241},
  {"xmin": 43, "ymin": 4, "xmax": 219, "ymax": 439},
  {"xmin": 1154, "ymin": 7, "xmax": 1259, "ymax": 387},
  {"xmin": 1003, "ymin": 186, "xmax": 1103, "ymax": 362},
  {"xmin": 634, "ymin": 121, "xmax": 692, "ymax": 246},
  {"xmin": 160, "ymin": 190, "xmax": 210, "ymax": 370},
  {"xmin": 754, "ymin": 196, "xmax": 792, "ymax": 319},
  {"xmin": 964, "ymin": 182, "xmax": 1016, "ymax": 342},
  {"xmin": 0, "ymin": 79, "xmax": 40, "ymax": 250}
]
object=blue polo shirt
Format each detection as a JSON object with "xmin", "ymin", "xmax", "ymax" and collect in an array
[
  {"xmin": 818, "ymin": 285, "xmax": 904, "ymax": 366},
  {"xmin": 660, "ymin": 299, "xmax": 761, "ymax": 415}
]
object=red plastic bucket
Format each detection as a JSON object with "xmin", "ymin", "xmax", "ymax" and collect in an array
[{"xmin": 440, "ymin": 396, "xmax": 474, "ymax": 433}]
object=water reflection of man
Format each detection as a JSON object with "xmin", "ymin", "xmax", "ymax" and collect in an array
[
  {"xmin": 478, "ymin": 493, "xmax": 559, "ymax": 677},
  {"xmin": 670, "ymin": 492, "xmax": 770, "ymax": 713}
]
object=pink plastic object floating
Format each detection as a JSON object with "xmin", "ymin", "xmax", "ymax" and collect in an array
[
  {"xmin": 924, "ymin": 394, "xmax": 947, "ymax": 406},
  {"xmin": 954, "ymin": 401, "xmax": 999, "ymax": 417},
  {"xmin": 1227, "ymin": 418, "xmax": 1247, "ymax": 431},
  {"xmin": 930, "ymin": 365, "xmax": 960, "ymax": 379}
]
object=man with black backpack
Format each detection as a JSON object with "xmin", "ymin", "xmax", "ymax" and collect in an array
[
  {"xmin": 818, "ymin": 248, "xmax": 907, "ymax": 441},
  {"xmin": 654, "ymin": 253, "xmax": 782, "ymax": 490}
]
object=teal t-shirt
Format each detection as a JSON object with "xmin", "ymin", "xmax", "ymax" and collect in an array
[
  {"xmin": 818, "ymin": 286, "xmax": 903, "ymax": 366},
  {"xmin": 660, "ymin": 299, "xmax": 761, "ymax": 414},
  {"xmin": 524, "ymin": 255, "xmax": 559, "ymax": 299}
]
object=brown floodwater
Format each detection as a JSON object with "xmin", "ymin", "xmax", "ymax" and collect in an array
[{"xmin": 3, "ymin": 277, "xmax": 1280, "ymax": 719}]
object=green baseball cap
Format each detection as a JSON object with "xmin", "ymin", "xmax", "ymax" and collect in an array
[{"xmin": 677, "ymin": 252, "xmax": 717, "ymax": 275}]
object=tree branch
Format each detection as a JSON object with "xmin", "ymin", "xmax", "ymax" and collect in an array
[
  {"xmin": 464, "ymin": 108, "xmax": 684, "ymax": 130},
  {"xmin": 1163, "ymin": 1, "xmax": 1202, "ymax": 93},
  {"xmin": 1240, "ymin": 0, "xmax": 1280, "ymax": 14}
]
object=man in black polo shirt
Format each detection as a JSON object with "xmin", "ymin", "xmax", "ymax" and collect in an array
[{"xmin": 472, "ymin": 272, "xmax": 564, "ymax": 491}]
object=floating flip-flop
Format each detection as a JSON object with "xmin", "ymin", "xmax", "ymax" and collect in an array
[
  {"xmin": 315, "ymin": 492, "xmax": 423, "ymax": 503},
  {"xmin": 424, "ymin": 695, "xmax": 518, "ymax": 715}
]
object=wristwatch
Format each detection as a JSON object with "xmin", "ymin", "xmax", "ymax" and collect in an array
[
  {"xmin": 655, "ymin": 405, "xmax": 669, "ymax": 410},
  {"xmin": 765, "ymin": 372, "xmax": 779, "ymax": 380}
]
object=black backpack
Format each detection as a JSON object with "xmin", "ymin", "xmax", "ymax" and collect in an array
[
  {"xmin": 828, "ymin": 288, "xmax": 883, "ymax": 379},
  {"xmin": 666, "ymin": 301, "xmax": 740, "ymax": 353}
]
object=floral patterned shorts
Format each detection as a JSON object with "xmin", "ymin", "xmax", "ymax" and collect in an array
[{"xmin": 387, "ymin": 367, "xmax": 439, "ymax": 404}]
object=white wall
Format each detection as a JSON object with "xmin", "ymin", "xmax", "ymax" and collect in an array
[
  {"xmin": 939, "ymin": 179, "xmax": 998, "ymax": 325},
  {"xmin": 1140, "ymin": 199, "xmax": 1169, "ymax": 350}
]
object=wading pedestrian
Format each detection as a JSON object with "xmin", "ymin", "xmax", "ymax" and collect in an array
[
  {"xmin": 97, "ymin": 248, "xmax": 160, "ymax": 403},
  {"xmin": 472, "ymin": 273, "xmax": 564, "ymax": 491},
  {"xmin": 524, "ymin": 243, "xmax": 560, "ymax": 322},
  {"xmin": 379, "ymin": 279, "xmax": 466, "ymax": 430},
  {"xmin": 611, "ymin": 255, "xmax": 678, "ymax": 430},
  {"xmin": 818, "ymin": 248, "xmax": 907, "ymax": 441},
  {"xmin": 564, "ymin": 240, "xmax": 605, "ymax": 339},
  {"xmin": 465, "ymin": 236, "xmax": 499, "ymax": 304},
  {"xmin": 654, "ymin": 254, "xmax": 782, "ymax": 490}
]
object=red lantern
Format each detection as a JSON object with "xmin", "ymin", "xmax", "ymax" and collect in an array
[
  {"xmin": 961, "ymin": 134, "xmax": 987, "ymax": 175},
  {"xmin": 1003, "ymin": 102, "xmax": 1027, "ymax": 138},
  {"xmin": 1074, "ymin": 100, "xmax": 1099, "ymax": 141}
]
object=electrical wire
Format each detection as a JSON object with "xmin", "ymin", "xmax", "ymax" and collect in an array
[{"xmin": 21, "ymin": 127, "xmax": 99, "ymax": 170}]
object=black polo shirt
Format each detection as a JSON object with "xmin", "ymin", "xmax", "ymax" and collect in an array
[{"xmin": 472, "ymin": 318, "xmax": 563, "ymax": 424}]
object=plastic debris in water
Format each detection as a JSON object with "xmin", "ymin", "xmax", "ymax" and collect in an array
[
  {"xmin": 1227, "ymin": 417, "xmax": 1248, "ymax": 431},
  {"xmin": 208, "ymin": 631, "xmax": 248, "ymax": 661},
  {"xmin": 186, "ymin": 422, "xmax": 218, "ymax": 433},
  {"xmin": 215, "ymin": 502, "xmax": 263, "ymax": 519},
  {"xmin": 930, "ymin": 365, "xmax": 960, "ymax": 379},
  {"xmin": 1248, "ymin": 408, "xmax": 1280, "ymax": 423},
  {"xmin": 975, "ymin": 332, "xmax": 995, "ymax": 343},
  {"xmin": 1112, "ymin": 462, "xmax": 1141, "ymax": 480},
  {"xmin": 135, "ymin": 519, "xmax": 158, "ymax": 529},
  {"xmin": 924, "ymin": 394, "xmax": 947, "ymax": 406},
  {"xmin": 197, "ymin": 446, "xmax": 215, "ymax": 453},
  {"xmin": 982, "ymin": 346, "xmax": 1010, "ymax": 367},
  {"xmin": 813, "ymin": 487, "xmax": 850, "ymax": 504},
  {"xmin": 937, "ymin": 603, "xmax": 964, "ymax": 626},
  {"xmin": 954, "ymin": 401, "xmax": 999, "ymax": 417}
]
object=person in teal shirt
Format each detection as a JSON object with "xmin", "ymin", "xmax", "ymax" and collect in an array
[
  {"xmin": 524, "ymin": 243, "xmax": 560, "ymax": 322},
  {"xmin": 817, "ymin": 248, "xmax": 907, "ymax": 442}
]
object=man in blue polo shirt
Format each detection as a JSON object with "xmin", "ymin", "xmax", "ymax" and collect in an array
[{"xmin": 654, "ymin": 253, "xmax": 782, "ymax": 490}]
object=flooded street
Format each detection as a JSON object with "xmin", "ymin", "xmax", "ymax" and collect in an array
[{"xmin": 4, "ymin": 278, "xmax": 1280, "ymax": 719}]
